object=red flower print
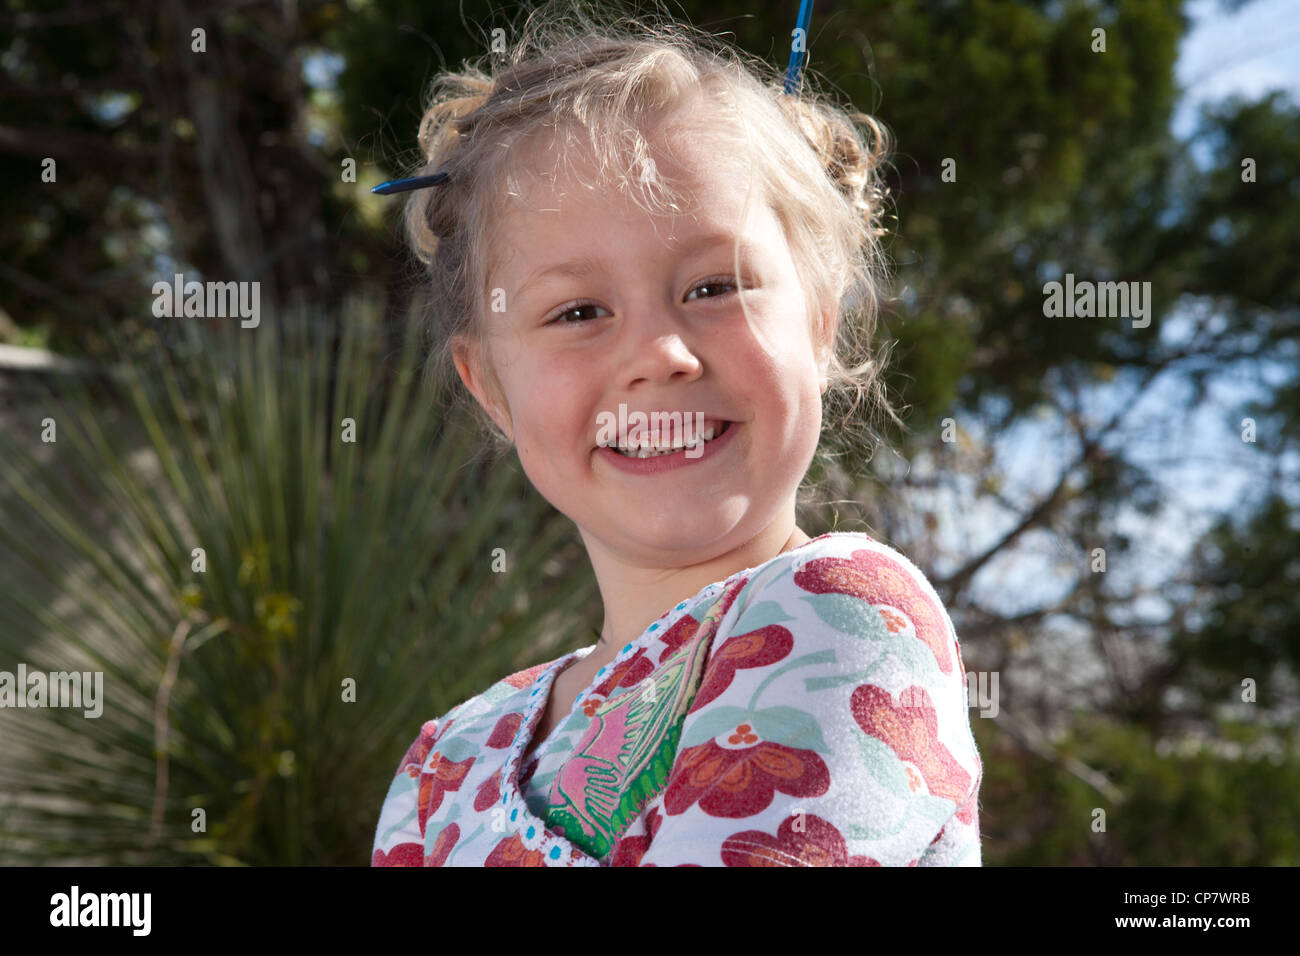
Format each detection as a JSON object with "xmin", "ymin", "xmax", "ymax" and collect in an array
[
  {"xmin": 426, "ymin": 823, "xmax": 460, "ymax": 866},
  {"xmin": 729, "ymin": 723, "xmax": 758, "ymax": 745},
  {"xmin": 650, "ymin": 575, "xmax": 747, "ymax": 661},
  {"xmin": 485, "ymin": 834, "xmax": 546, "ymax": 867},
  {"xmin": 486, "ymin": 712, "xmax": 524, "ymax": 749},
  {"xmin": 603, "ymin": 577, "xmax": 751, "ymax": 703},
  {"xmin": 398, "ymin": 719, "xmax": 441, "ymax": 778},
  {"xmin": 880, "ymin": 608, "xmax": 907, "ymax": 633},
  {"xmin": 503, "ymin": 660, "xmax": 553, "ymax": 689},
  {"xmin": 613, "ymin": 839, "xmax": 651, "ymax": 867},
  {"xmin": 721, "ymin": 813, "xmax": 882, "ymax": 866},
  {"xmin": 691, "ymin": 625, "xmax": 794, "ymax": 712},
  {"xmin": 654, "ymin": 610, "xmax": 703, "ymax": 656},
  {"xmin": 582, "ymin": 696, "xmax": 603, "ymax": 716},
  {"xmin": 593, "ymin": 651, "xmax": 655, "ymax": 698},
  {"xmin": 609, "ymin": 804, "xmax": 665, "ymax": 867},
  {"xmin": 417, "ymin": 753, "xmax": 475, "ymax": 833},
  {"xmin": 850, "ymin": 684, "xmax": 971, "ymax": 806},
  {"xmin": 795, "ymin": 547, "xmax": 953, "ymax": 673},
  {"xmin": 372, "ymin": 842, "xmax": 423, "ymax": 867},
  {"xmin": 663, "ymin": 738, "xmax": 830, "ymax": 818},
  {"xmin": 473, "ymin": 769, "xmax": 502, "ymax": 812}
]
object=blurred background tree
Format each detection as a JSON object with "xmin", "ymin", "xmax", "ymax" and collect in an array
[{"xmin": 0, "ymin": 0, "xmax": 1296, "ymax": 864}]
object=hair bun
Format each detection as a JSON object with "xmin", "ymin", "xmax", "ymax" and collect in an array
[
  {"xmin": 408, "ymin": 78, "xmax": 493, "ymax": 240},
  {"xmin": 417, "ymin": 76, "xmax": 493, "ymax": 162},
  {"xmin": 779, "ymin": 95, "xmax": 891, "ymax": 241}
]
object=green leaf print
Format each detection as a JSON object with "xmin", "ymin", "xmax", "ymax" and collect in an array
[
  {"xmin": 379, "ymin": 804, "xmax": 417, "ymax": 846},
  {"xmin": 611, "ymin": 717, "xmax": 678, "ymax": 842},
  {"xmin": 853, "ymin": 734, "xmax": 961, "ymax": 833},
  {"xmin": 801, "ymin": 592, "xmax": 944, "ymax": 687},
  {"xmin": 446, "ymin": 822, "xmax": 485, "ymax": 866},
  {"xmin": 856, "ymin": 732, "xmax": 914, "ymax": 797},
  {"xmin": 528, "ymin": 767, "xmax": 559, "ymax": 794},
  {"xmin": 841, "ymin": 734, "xmax": 959, "ymax": 842},
  {"xmin": 679, "ymin": 706, "xmax": 753, "ymax": 749},
  {"xmin": 678, "ymin": 703, "xmax": 830, "ymax": 753},
  {"xmin": 749, "ymin": 706, "xmax": 831, "ymax": 753},
  {"xmin": 731, "ymin": 599, "xmax": 796, "ymax": 633},
  {"xmin": 481, "ymin": 681, "xmax": 522, "ymax": 706},
  {"xmin": 890, "ymin": 634, "xmax": 944, "ymax": 685},
  {"xmin": 743, "ymin": 561, "xmax": 793, "ymax": 600},
  {"xmin": 806, "ymin": 592, "xmax": 891, "ymax": 638},
  {"xmin": 438, "ymin": 734, "xmax": 479, "ymax": 763}
]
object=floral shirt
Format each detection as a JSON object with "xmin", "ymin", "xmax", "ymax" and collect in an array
[{"xmin": 371, "ymin": 531, "xmax": 983, "ymax": 866}]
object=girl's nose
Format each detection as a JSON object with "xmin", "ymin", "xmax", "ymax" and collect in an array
[{"xmin": 615, "ymin": 322, "xmax": 704, "ymax": 388}]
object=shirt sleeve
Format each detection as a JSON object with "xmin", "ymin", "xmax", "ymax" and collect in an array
[
  {"xmin": 638, "ymin": 535, "xmax": 983, "ymax": 867},
  {"xmin": 371, "ymin": 718, "xmax": 443, "ymax": 866}
]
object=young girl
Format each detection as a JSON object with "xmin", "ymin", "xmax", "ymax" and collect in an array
[{"xmin": 371, "ymin": 2, "xmax": 983, "ymax": 866}]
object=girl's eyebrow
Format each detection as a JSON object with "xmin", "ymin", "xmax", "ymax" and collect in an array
[
  {"xmin": 514, "ymin": 232, "xmax": 753, "ymax": 298},
  {"xmin": 515, "ymin": 254, "xmax": 604, "ymax": 299}
]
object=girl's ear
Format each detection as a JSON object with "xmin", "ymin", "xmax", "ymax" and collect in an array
[{"xmin": 451, "ymin": 334, "xmax": 515, "ymax": 442}]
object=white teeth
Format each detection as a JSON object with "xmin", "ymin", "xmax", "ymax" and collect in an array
[{"xmin": 609, "ymin": 421, "xmax": 729, "ymax": 457}]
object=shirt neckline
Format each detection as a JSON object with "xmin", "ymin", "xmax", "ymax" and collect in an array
[{"xmin": 497, "ymin": 529, "xmax": 855, "ymax": 865}]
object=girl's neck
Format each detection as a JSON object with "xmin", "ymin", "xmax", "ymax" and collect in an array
[{"xmin": 590, "ymin": 528, "xmax": 811, "ymax": 660}]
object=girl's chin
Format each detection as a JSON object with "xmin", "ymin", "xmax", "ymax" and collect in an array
[{"xmin": 605, "ymin": 513, "xmax": 745, "ymax": 546}]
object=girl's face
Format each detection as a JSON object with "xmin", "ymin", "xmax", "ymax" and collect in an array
[{"xmin": 456, "ymin": 136, "xmax": 832, "ymax": 564}]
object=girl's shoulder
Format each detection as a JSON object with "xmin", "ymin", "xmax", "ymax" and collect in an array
[
  {"xmin": 643, "ymin": 531, "xmax": 981, "ymax": 867},
  {"xmin": 719, "ymin": 530, "xmax": 963, "ymax": 676},
  {"xmin": 740, "ymin": 531, "xmax": 949, "ymax": 618}
]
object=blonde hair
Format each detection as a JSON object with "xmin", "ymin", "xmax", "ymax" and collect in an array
[{"xmin": 396, "ymin": 0, "xmax": 898, "ymax": 467}]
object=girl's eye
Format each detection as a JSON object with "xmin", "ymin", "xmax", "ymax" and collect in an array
[
  {"xmin": 685, "ymin": 277, "xmax": 739, "ymax": 302},
  {"xmin": 545, "ymin": 277, "xmax": 739, "ymax": 326},
  {"xmin": 549, "ymin": 302, "xmax": 609, "ymax": 325}
]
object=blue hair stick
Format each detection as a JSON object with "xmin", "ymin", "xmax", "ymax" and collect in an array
[
  {"xmin": 371, "ymin": 170, "xmax": 450, "ymax": 195},
  {"xmin": 783, "ymin": 0, "xmax": 815, "ymax": 95}
]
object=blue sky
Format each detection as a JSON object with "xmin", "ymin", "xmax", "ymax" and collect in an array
[
  {"xmin": 1174, "ymin": 0, "xmax": 1300, "ymax": 163},
  {"xmin": 940, "ymin": 0, "xmax": 1300, "ymax": 613}
]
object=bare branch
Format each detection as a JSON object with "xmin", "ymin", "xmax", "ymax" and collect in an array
[{"xmin": 995, "ymin": 708, "xmax": 1126, "ymax": 805}]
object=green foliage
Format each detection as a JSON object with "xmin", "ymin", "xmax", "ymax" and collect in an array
[
  {"xmin": 0, "ymin": 300, "xmax": 598, "ymax": 864},
  {"xmin": 1168, "ymin": 495, "xmax": 1300, "ymax": 703},
  {"xmin": 984, "ymin": 714, "xmax": 1300, "ymax": 865}
]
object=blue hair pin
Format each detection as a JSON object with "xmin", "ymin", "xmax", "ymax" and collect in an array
[
  {"xmin": 372, "ymin": 3, "xmax": 814, "ymax": 195},
  {"xmin": 371, "ymin": 170, "xmax": 450, "ymax": 195}
]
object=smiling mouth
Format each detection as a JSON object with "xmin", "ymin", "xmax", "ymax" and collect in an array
[{"xmin": 598, "ymin": 420, "xmax": 734, "ymax": 458}]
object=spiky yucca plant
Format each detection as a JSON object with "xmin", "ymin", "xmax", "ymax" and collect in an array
[{"xmin": 0, "ymin": 298, "xmax": 598, "ymax": 865}]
